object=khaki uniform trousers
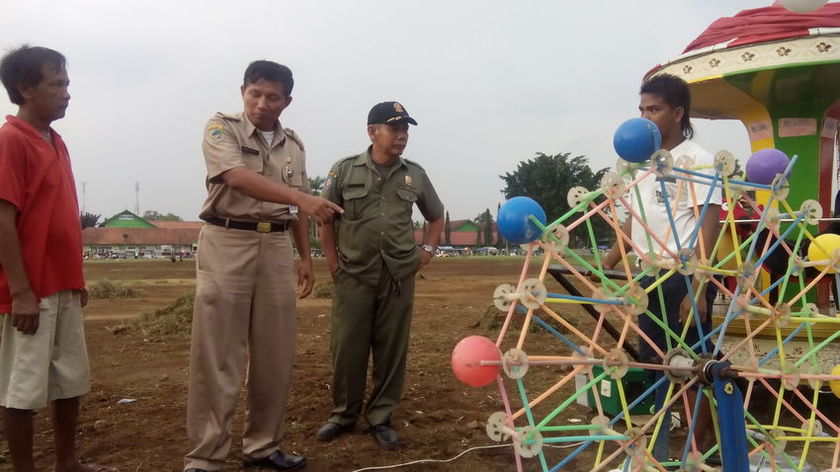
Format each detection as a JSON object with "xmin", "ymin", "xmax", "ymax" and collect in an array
[
  {"xmin": 328, "ymin": 268, "xmax": 415, "ymax": 428},
  {"xmin": 185, "ymin": 224, "xmax": 297, "ymax": 471}
]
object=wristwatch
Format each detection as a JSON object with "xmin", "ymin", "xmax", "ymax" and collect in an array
[{"xmin": 421, "ymin": 244, "xmax": 436, "ymax": 255}]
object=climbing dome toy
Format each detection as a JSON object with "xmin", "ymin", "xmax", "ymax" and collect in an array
[{"xmin": 453, "ymin": 140, "xmax": 840, "ymax": 471}]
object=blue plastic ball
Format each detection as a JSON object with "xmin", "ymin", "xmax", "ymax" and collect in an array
[
  {"xmin": 613, "ymin": 118, "xmax": 662, "ymax": 163},
  {"xmin": 497, "ymin": 197, "xmax": 547, "ymax": 244}
]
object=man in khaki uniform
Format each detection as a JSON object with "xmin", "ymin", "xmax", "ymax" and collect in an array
[
  {"xmin": 316, "ymin": 102, "xmax": 444, "ymax": 450},
  {"xmin": 184, "ymin": 60, "xmax": 341, "ymax": 472}
]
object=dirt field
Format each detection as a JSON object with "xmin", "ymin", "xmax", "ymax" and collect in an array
[{"xmin": 1, "ymin": 258, "xmax": 837, "ymax": 471}]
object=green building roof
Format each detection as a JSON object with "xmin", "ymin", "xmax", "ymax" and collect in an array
[
  {"xmin": 454, "ymin": 220, "xmax": 479, "ymax": 232},
  {"xmin": 101, "ymin": 210, "xmax": 156, "ymax": 228}
]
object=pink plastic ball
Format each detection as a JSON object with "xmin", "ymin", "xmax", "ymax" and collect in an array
[{"xmin": 451, "ymin": 336, "xmax": 502, "ymax": 387}]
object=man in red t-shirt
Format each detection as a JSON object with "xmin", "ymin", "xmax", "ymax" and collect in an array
[{"xmin": 0, "ymin": 45, "xmax": 116, "ymax": 472}]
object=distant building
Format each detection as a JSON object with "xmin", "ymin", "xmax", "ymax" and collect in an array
[
  {"xmin": 100, "ymin": 210, "xmax": 156, "ymax": 228},
  {"xmin": 83, "ymin": 210, "xmax": 201, "ymax": 259},
  {"xmin": 413, "ymin": 218, "xmax": 498, "ymax": 252}
]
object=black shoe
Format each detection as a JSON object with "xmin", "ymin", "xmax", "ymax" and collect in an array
[
  {"xmin": 184, "ymin": 469, "xmax": 210, "ymax": 472},
  {"xmin": 316, "ymin": 422, "xmax": 351, "ymax": 442},
  {"xmin": 243, "ymin": 450, "xmax": 306, "ymax": 471},
  {"xmin": 370, "ymin": 424, "xmax": 398, "ymax": 450}
]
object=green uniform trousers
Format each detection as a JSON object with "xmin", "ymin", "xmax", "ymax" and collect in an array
[{"xmin": 328, "ymin": 268, "xmax": 415, "ymax": 427}]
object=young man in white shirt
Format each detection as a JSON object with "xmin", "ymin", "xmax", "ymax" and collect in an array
[{"xmin": 602, "ymin": 73, "xmax": 720, "ymax": 462}]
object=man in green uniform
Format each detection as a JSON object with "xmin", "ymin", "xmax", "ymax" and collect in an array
[{"xmin": 316, "ymin": 101, "xmax": 444, "ymax": 450}]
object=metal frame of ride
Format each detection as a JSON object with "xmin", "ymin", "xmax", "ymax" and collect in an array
[{"xmin": 453, "ymin": 146, "xmax": 840, "ymax": 472}]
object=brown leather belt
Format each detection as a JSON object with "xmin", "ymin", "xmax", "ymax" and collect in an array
[{"xmin": 203, "ymin": 216, "xmax": 289, "ymax": 233}]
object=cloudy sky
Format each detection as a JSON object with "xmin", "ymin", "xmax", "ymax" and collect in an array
[{"xmin": 3, "ymin": 0, "xmax": 774, "ymax": 222}]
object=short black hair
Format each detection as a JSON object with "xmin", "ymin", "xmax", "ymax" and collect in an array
[
  {"xmin": 0, "ymin": 45, "xmax": 66, "ymax": 105},
  {"xmin": 640, "ymin": 73, "xmax": 693, "ymax": 139},
  {"xmin": 243, "ymin": 60, "xmax": 293, "ymax": 96}
]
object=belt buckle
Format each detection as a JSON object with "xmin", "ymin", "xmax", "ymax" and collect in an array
[{"xmin": 256, "ymin": 221, "xmax": 272, "ymax": 233}]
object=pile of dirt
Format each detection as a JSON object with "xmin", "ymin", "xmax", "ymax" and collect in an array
[
  {"xmin": 88, "ymin": 279, "xmax": 140, "ymax": 298},
  {"xmin": 312, "ymin": 280, "xmax": 333, "ymax": 298},
  {"xmin": 474, "ymin": 304, "xmax": 557, "ymax": 334},
  {"xmin": 133, "ymin": 293, "xmax": 194, "ymax": 339}
]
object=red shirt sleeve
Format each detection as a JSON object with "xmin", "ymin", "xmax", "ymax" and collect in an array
[{"xmin": 0, "ymin": 133, "xmax": 26, "ymax": 210}]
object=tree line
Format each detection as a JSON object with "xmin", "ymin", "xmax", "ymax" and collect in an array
[
  {"xmin": 419, "ymin": 151, "xmax": 613, "ymax": 249},
  {"xmin": 81, "ymin": 152, "xmax": 611, "ymax": 250}
]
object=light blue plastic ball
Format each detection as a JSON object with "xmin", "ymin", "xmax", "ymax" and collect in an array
[
  {"xmin": 613, "ymin": 118, "xmax": 662, "ymax": 163},
  {"xmin": 497, "ymin": 197, "xmax": 547, "ymax": 244}
]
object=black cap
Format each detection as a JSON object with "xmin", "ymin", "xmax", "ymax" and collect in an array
[{"xmin": 367, "ymin": 101, "xmax": 418, "ymax": 126}]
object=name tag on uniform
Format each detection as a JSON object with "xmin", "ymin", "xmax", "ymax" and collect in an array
[{"xmin": 241, "ymin": 146, "xmax": 260, "ymax": 156}]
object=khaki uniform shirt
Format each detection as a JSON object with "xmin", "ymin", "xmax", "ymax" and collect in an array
[
  {"xmin": 199, "ymin": 112, "xmax": 309, "ymax": 223},
  {"xmin": 323, "ymin": 147, "xmax": 444, "ymax": 285}
]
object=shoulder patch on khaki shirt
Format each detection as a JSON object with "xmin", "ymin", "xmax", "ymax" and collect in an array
[{"xmin": 207, "ymin": 122, "xmax": 225, "ymax": 143}]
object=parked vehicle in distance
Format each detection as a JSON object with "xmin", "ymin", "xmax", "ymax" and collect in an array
[
  {"xmin": 436, "ymin": 246, "xmax": 459, "ymax": 257},
  {"xmin": 475, "ymin": 246, "xmax": 499, "ymax": 256}
]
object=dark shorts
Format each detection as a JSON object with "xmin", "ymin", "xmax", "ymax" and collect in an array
[{"xmin": 637, "ymin": 273, "xmax": 716, "ymax": 364}]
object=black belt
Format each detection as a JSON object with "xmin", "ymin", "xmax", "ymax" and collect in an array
[{"xmin": 203, "ymin": 216, "xmax": 289, "ymax": 233}]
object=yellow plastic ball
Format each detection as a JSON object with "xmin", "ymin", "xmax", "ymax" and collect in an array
[
  {"xmin": 831, "ymin": 365, "xmax": 840, "ymax": 399},
  {"xmin": 807, "ymin": 234, "xmax": 840, "ymax": 274}
]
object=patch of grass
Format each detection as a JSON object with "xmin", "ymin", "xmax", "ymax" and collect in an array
[
  {"xmin": 312, "ymin": 281, "xmax": 334, "ymax": 299},
  {"xmin": 134, "ymin": 293, "xmax": 194, "ymax": 339},
  {"xmin": 87, "ymin": 279, "xmax": 139, "ymax": 299},
  {"xmin": 474, "ymin": 305, "xmax": 547, "ymax": 333},
  {"xmin": 476, "ymin": 305, "xmax": 504, "ymax": 331}
]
